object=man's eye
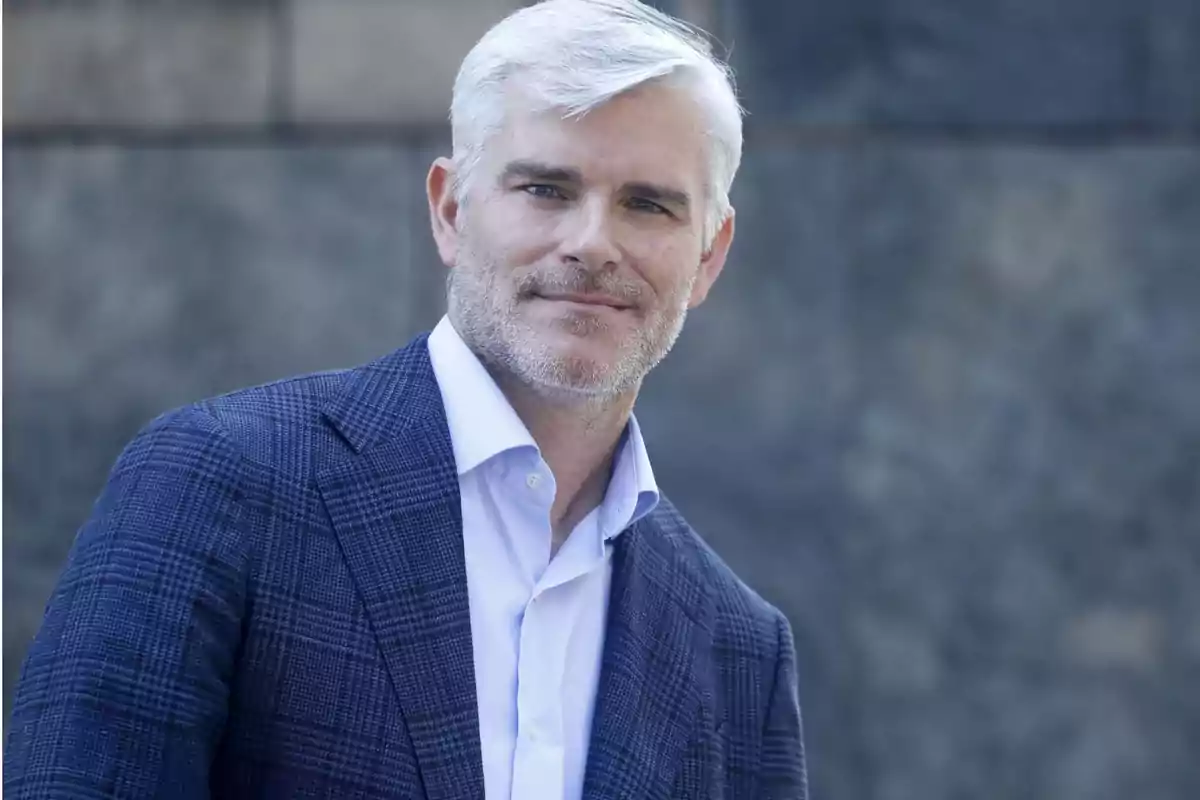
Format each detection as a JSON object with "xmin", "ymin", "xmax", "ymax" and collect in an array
[
  {"xmin": 521, "ymin": 184, "xmax": 567, "ymax": 200},
  {"xmin": 627, "ymin": 197, "xmax": 669, "ymax": 215}
]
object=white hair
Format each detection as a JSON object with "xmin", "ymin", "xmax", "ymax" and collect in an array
[{"xmin": 450, "ymin": 0, "xmax": 744, "ymax": 248}]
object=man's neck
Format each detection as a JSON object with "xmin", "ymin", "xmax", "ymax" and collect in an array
[{"xmin": 492, "ymin": 371, "xmax": 638, "ymax": 555}]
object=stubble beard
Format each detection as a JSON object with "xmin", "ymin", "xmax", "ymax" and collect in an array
[{"xmin": 446, "ymin": 236, "xmax": 696, "ymax": 404}]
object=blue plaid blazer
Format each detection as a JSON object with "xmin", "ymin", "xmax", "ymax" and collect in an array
[{"xmin": 6, "ymin": 334, "xmax": 807, "ymax": 799}]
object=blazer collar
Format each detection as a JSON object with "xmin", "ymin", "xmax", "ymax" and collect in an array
[
  {"xmin": 584, "ymin": 508, "xmax": 717, "ymax": 799},
  {"xmin": 318, "ymin": 335, "xmax": 484, "ymax": 800},
  {"xmin": 319, "ymin": 333, "xmax": 441, "ymax": 456}
]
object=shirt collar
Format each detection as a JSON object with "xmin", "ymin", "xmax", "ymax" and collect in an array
[
  {"xmin": 600, "ymin": 413, "xmax": 660, "ymax": 541},
  {"xmin": 427, "ymin": 316, "xmax": 536, "ymax": 475},
  {"xmin": 427, "ymin": 315, "xmax": 660, "ymax": 533}
]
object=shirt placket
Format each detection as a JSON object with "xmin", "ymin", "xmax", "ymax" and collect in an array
[{"xmin": 510, "ymin": 587, "xmax": 571, "ymax": 800}]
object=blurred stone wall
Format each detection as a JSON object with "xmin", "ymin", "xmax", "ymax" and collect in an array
[{"xmin": 5, "ymin": 1, "xmax": 1199, "ymax": 798}]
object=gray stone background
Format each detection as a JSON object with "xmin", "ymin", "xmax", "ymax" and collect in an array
[{"xmin": 5, "ymin": 1, "xmax": 1199, "ymax": 798}]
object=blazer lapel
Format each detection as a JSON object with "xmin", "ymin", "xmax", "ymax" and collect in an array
[
  {"xmin": 583, "ymin": 515, "xmax": 717, "ymax": 800},
  {"xmin": 316, "ymin": 337, "xmax": 483, "ymax": 800}
]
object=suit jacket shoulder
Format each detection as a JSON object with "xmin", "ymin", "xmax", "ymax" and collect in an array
[
  {"xmin": 632, "ymin": 497, "xmax": 807, "ymax": 798},
  {"xmin": 187, "ymin": 332, "xmax": 438, "ymax": 478},
  {"xmin": 641, "ymin": 495, "xmax": 790, "ymax": 647}
]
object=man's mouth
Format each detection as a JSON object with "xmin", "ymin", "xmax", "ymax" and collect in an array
[{"xmin": 533, "ymin": 292, "xmax": 633, "ymax": 311}]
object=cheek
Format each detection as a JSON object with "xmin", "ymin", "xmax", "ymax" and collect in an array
[
  {"xmin": 471, "ymin": 199, "xmax": 559, "ymax": 265},
  {"xmin": 636, "ymin": 241, "xmax": 703, "ymax": 301}
]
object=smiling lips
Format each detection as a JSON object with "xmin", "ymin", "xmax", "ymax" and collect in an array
[{"xmin": 535, "ymin": 292, "xmax": 633, "ymax": 310}]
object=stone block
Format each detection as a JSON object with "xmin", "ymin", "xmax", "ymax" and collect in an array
[
  {"xmin": 4, "ymin": 3, "xmax": 275, "ymax": 127},
  {"xmin": 720, "ymin": 0, "xmax": 1200, "ymax": 127},
  {"xmin": 288, "ymin": 0, "xmax": 525, "ymax": 125}
]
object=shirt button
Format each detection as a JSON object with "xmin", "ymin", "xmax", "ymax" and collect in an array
[{"xmin": 526, "ymin": 473, "xmax": 541, "ymax": 489}]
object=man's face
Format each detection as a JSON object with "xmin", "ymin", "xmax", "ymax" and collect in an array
[{"xmin": 431, "ymin": 80, "xmax": 734, "ymax": 398}]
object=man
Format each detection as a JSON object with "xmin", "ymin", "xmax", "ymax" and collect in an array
[{"xmin": 5, "ymin": 0, "xmax": 807, "ymax": 797}]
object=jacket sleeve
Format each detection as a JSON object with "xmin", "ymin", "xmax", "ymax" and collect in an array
[
  {"xmin": 4, "ymin": 405, "xmax": 253, "ymax": 799},
  {"xmin": 759, "ymin": 610, "xmax": 809, "ymax": 799}
]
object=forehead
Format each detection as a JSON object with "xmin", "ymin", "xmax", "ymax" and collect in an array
[{"xmin": 488, "ymin": 82, "xmax": 709, "ymax": 192}]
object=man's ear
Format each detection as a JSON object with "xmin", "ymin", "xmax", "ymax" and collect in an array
[
  {"xmin": 687, "ymin": 210, "xmax": 735, "ymax": 308},
  {"xmin": 427, "ymin": 157, "xmax": 461, "ymax": 268}
]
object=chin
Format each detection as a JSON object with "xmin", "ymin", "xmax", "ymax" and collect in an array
[
  {"xmin": 502, "ymin": 313, "xmax": 650, "ymax": 397},
  {"xmin": 565, "ymin": 335, "xmax": 641, "ymax": 375},
  {"xmin": 521, "ymin": 347, "xmax": 633, "ymax": 399}
]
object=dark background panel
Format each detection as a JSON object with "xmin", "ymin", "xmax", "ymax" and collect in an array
[{"xmin": 723, "ymin": 0, "xmax": 1200, "ymax": 128}]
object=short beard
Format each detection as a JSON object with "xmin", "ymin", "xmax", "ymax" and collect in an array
[{"xmin": 446, "ymin": 236, "xmax": 695, "ymax": 404}]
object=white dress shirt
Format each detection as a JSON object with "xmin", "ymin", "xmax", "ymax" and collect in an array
[{"xmin": 427, "ymin": 317, "xmax": 660, "ymax": 800}]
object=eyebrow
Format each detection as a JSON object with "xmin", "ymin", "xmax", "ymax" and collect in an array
[
  {"xmin": 499, "ymin": 159, "xmax": 692, "ymax": 213},
  {"xmin": 624, "ymin": 182, "xmax": 692, "ymax": 212},
  {"xmin": 500, "ymin": 160, "xmax": 582, "ymax": 185}
]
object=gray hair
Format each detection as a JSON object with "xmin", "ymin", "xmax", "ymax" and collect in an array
[{"xmin": 450, "ymin": 0, "xmax": 743, "ymax": 248}]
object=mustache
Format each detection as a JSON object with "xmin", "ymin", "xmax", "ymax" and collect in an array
[{"xmin": 515, "ymin": 266, "xmax": 645, "ymax": 305}]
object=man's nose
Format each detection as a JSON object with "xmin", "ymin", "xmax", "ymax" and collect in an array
[{"xmin": 559, "ymin": 196, "xmax": 620, "ymax": 270}]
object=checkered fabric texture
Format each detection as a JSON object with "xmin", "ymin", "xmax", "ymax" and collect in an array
[{"xmin": 4, "ymin": 334, "xmax": 807, "ymax": 799}]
